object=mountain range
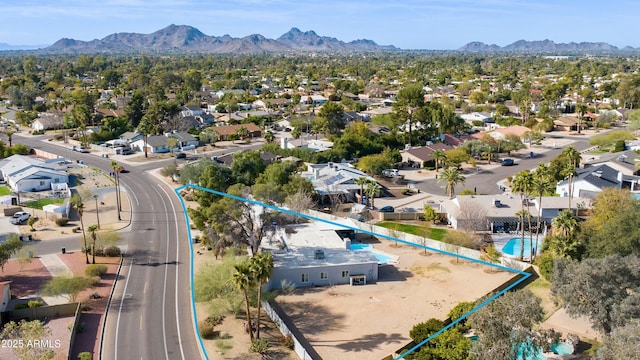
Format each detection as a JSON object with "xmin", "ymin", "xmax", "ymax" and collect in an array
[
  {"xmin": 3, "ymin": 25, "xmax": 638, "ymax": 54},
  {"xmin": 42, "ymin": 25, "xmax": 397, "ymax": 54}
]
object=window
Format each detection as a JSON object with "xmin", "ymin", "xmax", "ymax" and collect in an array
[
  {"xmin": 40, "ymin": 181, "xmax": 45, "ymax": 186},
  {"xmin": 301, "ymin": 273, "xmax": 309, "ymax": 283},
  {"xmin": 341, "ymin": 270, "xmax": 349, "ymax": 278},
  {"xmin": 320, "ymin": 272, "xmax": 328, "ymax": 280}
]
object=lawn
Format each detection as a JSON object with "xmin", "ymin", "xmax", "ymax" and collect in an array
[
  {"xmin": 23, "ymin": 198, "xmax": 64, "ymax": 209},
  {"xmin": 376, "ymin": 221, "xmax": 448, "ymax": 241},
  {"xmin": 0, "ymin": 186, "xmax": 10, "ymax": 196}
]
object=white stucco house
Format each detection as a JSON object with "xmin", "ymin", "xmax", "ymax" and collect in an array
[
  {"xmin": 0, "ymin": 155, "xmax": 69, "ymax": 192},
  {"xmin": 300, "ymin": 162, "xmax": 377, "ymax": 201},
  {"xmin": 130, "ymin": 135, "xmax": 170, "ymax": 153},
  {"xmin": 555, "ymin": 164, "xmax": 634, "ymax": 199}
]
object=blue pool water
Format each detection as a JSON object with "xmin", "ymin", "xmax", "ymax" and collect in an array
[
  {"xmin": 550, "ymin": 342, "xmax": 573, "ymax": 355},
  {"xmin": 501, "ymin": 237, "xmax": 540, "ymax": 257},
  {"xmin": 469, "ymin": 336, "xmax": 573, "ymax": 359},
  {"xmin": 350, "ymin": 243, "xmax": 395, "ymax": 264}
]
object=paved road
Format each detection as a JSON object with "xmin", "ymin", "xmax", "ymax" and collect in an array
[
  {"xmin": 414, "ymin": 135, "xmax": 594, "ymax": 196},
  {"xmin": 16, "ymin": 134, "xmax": 203, "ymax": 360}
]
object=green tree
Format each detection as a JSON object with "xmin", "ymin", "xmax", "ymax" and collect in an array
[
  {"xmin": 41, "ymin": 276, "xmax": 93, "ymax": 302},
  {"xmin": 0, "ymin": 233, "xmax": 22, "ymax": 270},
  {"xmin": 546, "ymin": 210, "xmax": 581, "ymax": 259},
  {"xmin": 250, "ymin": 252, "xmax": 273, "ymax": 339},
  {"xmin": 232, "ymin": 261, "xmax": 256, "ymax": 341},
  {"xmin": 511, "ymin": 170, "xmax": 534, "ymax": 260},
  {"xmin": 410, "ymin": 318, "xmax": 445, "ymax": 343},
  {"xmin": 0, "ymin": 319, "xmax": 55, "ymax": 360},
  {"xmin": 531, "ymin": 163, "xmax": 554, "ymax": 260},
  {"xmin": 365, "ymin": 180, "xmax": 382, "ymax": 209},
  {"xmin": 596, "ymin": 321, "xmax": 640, "ymax": 360},
  {"xmin": 432, "ymin": 149, "xmax": 447, "ymax": 172},
  {"xmin": 355, "ymin": 176, "xmax": 369, "ymax": 201},
  {"xmin": 231, "ymin": 150, "xmax": 266, "ymax": 186},
  {"xmin": 263, "ymin": 130, "xmax": 275, "ymax": 143},
  {"xmin": 414, "ymin": 328, "xmax": 472, "ymax": 360},
  {"xmin": 394, "ymin": 83, "xmax": 425, "ymax": 146},
  {"xmin": 552, "ymin": 255, "xmax": 640, "ymax": 334},
  {"xmin": 438, "ymin": 167, "xmax": 466, "ymax": 198},
  {"xmin": 71, "ymin": 194, "xmax": 90, "ymax": 264},
  {"xmin": 317, "ymin": 101, "xmax": 345, "ymax": 136},
  {"xmin": 88, "ymin": 225, "xmax": 98, "ymax": 264}
]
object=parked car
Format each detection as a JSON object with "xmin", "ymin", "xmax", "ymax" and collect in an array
[
  {"xmin": 378, "ymin": 206, "xmax": 395, "ymax": 213},
  {"xmin": 77, "ymin": 146, "xmax": 90, "ymax": 153},
  {"xmin": 382, "ymin": 169, "xmax": 399, "ymax": 177},
  {"xmin": 9, "ymin": 211, "xmax": 30, "ymax": 225},
  {"xmin": 501, "ymin": 158, "xmax": 515, "ymax": 166},
  {"xmin": 175, "ymin": 152, "xmax": 187, "ymax": 159}
]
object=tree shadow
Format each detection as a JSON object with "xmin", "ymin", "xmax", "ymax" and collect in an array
[
  {"xmin": 275, "ymin": 298, "xmax": 345, "ymax": 335},
  {"xmin": 329, "ymin": 332, "xmax": 405, "ymax": 353},
  {"xmin": 378, "ymin": 265, "xmax": 413, "ymax": 282}
]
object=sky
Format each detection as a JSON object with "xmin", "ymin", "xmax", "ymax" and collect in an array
[{"xmin": 1, "ymin": 0, "xmax": 639, "ymax": 50}]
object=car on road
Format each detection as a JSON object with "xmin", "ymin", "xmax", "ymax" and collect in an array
[
  {"xmin": 501, "ymin": 158, "xmax": 515, "ymax": 166},
  {"xmin": 378, "ymin": 205, "xmax": 395, "ymax": 213},
  {"xmin": 175, "ymin": 152, "xmax": 187, "ymax": 159},
  {"xmin": 77, "ymin": 146, "xmax": 90, "ymax": 153},
  {"xmin": 117, "ymin": 167, "xmax": 129, "ymax": 173},
  {"xmin": 9, "ymin": 211, "xmax": 30, "ymax": 225},
  {"xmin": 382, "ymin": 169, "xmax": 400, "ymax": 177}
]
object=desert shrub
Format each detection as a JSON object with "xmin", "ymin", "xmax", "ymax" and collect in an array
[
  {"xmin": 199, "ymin": 320, "xmax": 215, "ymax": 339},
  {"xmin": 459, "ymin": 189, "xmax": 476, "ymax": 195},
  {"xmin": 85, "ymin": 264, "xmax": 108, "ymax": 277},
  {"xmin": 280, "ymin": 334, "xmax": 295, "ymax": 350},
  {"xmin": 28, "ymin": 300, "xmax": 44, "ymax": 308},
  {"xmin": 401, "ymin": 188, "xmax": 411, "ymax": 195},
  {"xmin": 204, "ymin": 315, "xmax": 225, "ymax": 327},
  {"xmin": 410, "ymin": 318, "xmax": 445, "ymax": 343},
  {"xmin": 55, "ymin": 217, "xmax": 69, "ymax": 226},
  {"xmin": 249, "ymin": 338, "xmax": 270, "ymax": 354},
  {"xmin": 104, "ymin": 246, "xmax": 121, "ymax": 257},
  {"xmin": 77, "ymin": 352, "xmax": 92, "ymax": 360},
  {"xmin": 535, "ymin": 251, "xmax": 555, "ymax": 281}
]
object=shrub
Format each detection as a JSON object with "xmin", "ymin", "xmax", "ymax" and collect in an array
[
  {"xmin": 459, "ymin": 189, "xmax": 476, "ymax": 195},
  {"xmin": 28, "ymin": 300, "xmax": 44, "ymax": 308},
  {"xmin": 249, "ymin": 338, "xmax": 270, "ymax": 354},
  {"xmin": 281, "ymin": 334, "xmax": 295, "ymax": 350},
  {"xmin": 85, "ymin": 264, "xmax": 108, "ymax": 277},
  {"xmin": 14, "ymin": 303, "xmax": 29, "ymax": 310},
  {"xmin": 78, "ymin": 352, "xmax": 92, "ymax": 360},
  {"xmin": 104, "ymin": 246, "xmax": 121, "ymax": 257},
  {"xmin": 410, "ymin": 318, "xmax": 445, "ymax": 343},
  {"xmin": 199, "ymin": 320, "xmax": 215, "ymax": 339},
  {"xmin": 535, "ymin": 251, "xmax": 555, "ymax": 281},
  {"xmin": 55, "ymin": 217, "xmax": 69, "ymax": 226},
  {"xmin": 204, "ymin": 315, "xmax": 225, "ymax": 327},
  {"xmin": 401, "ymin": 188, "xmax": 411, "ymax": 195}
]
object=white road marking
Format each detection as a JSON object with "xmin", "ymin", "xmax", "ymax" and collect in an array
[
  {"xmin": 153, "ymin": 186, "xmax": 172, "ymax": 360},
  {"xmin": 114, "ymin": 259, "xmax": 134, "ymax": 360}
]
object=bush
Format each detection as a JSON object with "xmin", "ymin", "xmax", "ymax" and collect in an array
[
  {"xmin": 14, "ymin": 303, "xmax": 29, "ymax": 310},
  {"xmin": 410, "ymin": 318, "xmax": 445, "ymax": 343},
  {"xmin": 401, "ymin": 188, "xmax": 411, "ymax": 195},
  {"xmin": 535, "ymin": 251, "xmax": 555, "ymax": 281},
  {"xmin": 249, "ymin": 338, "xmax": 270, "ymax": 354},
  {"xmin": 55, "ymin": 217, "xmax": 69, "ymax": 226},
  {"xmin": 199, "ymin": 320, "xmax": 215, "ymax": 339},
  {"xmin": 28, "ymin": 300, "xmax": 44, "ymax": 308},
  {"xmin": 85, "ymin": 264, "xmax": 108, "ymax": 277},
  {"xmin": 204, "ymin": 315, "xmax": 225, "ymax": 327},
  {"xmin": 280, "ymin": 334, "xmax": 295, "ymax": 350},
  {"xmin": 77, "ymin": 352, "xmax": 92, "ymax": 360},
  {"xmin": 104, "ymin": 246, "xmax": 121, "ymax": 257}
]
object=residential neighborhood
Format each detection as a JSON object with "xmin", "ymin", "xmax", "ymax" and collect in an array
[{"xmin": 1, "ymin": 46, "xmax": 640, "ymax": 360}]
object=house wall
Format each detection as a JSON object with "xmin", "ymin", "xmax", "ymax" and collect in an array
[
  {"xmin": 13, "ymin": 175, "xmax": 68, "ymax": 192},
  {"xmin": 268, "ymin": 262, "xmax": 378, "ymax": 290},
  {"xmin": 0, "ymin": 285, "xmax": 10, "ymax": 312},
  {"xmin": 400, "ymin": 153, "xmax": 425, "ymax": 167}
]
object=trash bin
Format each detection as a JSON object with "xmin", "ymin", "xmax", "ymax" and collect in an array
[{"xmin": 61, "ymin": 247, "xmax": 66, "ymax": 254}]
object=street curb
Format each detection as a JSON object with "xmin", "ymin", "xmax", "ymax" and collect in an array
[{"xmin": 98, "ymin": 255, "xmax": 125, "ymax": 360}]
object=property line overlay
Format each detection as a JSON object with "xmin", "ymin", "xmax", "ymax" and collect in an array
[{"xmin": 175, "ymin": 184, "xmax": 532, "ymax": 360}]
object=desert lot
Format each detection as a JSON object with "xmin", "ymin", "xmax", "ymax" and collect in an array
[{"xmin": 275, "ymin": 238, "xmax": 516, "ymax": 360}]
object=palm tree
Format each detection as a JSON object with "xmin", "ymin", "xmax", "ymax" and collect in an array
[
  {"xmin": 431, "ymin": 149, "xmax": 447, "ymax": 172},
  {"xmin": 251, "ymin": 252, "xmax": 273, "ymax": 339},
  {"xmin": 512, "ymin": 170, "xmax": 534, "ymax": 261},
  {"xmin": 550, "ymin": 210, "xmax": 580, "ymax": 258},
  {"xmin": 354, "ymin": 177, "xmax": 369, "ymax": 205},
  {"xmin": 561, "ymin": 146, "xmax": 581, "ymax": 212},
  {"xmin": 88, "ymin": 225, "xmax": 98, "ymax": 264},
  {"xmin": 111, "ymin": 161, "xmax": 122, "ymax": 220},
  {"xmin": 263, "ymin": 130, "xmax": 275, "ymax": 143},
  {"xmin": 233, "ymin": 262, "xmax": 256, "ymax": 341},
  {"xmin": 437, "ymin": 167, "xmax": 466, "ymax": 198},
  {"xmin": 576, "ymin": 102, "xmax": 588, "ymax": 134},
  {"xmin": 365, "ymin": 180, "xmax": 381, "ymax": 209},
  {"xmin": 72, "ymin": 195, "xmax": 90, "ymax": 264},
  {"xmin": 531, "ymin": 163, "xmax": 554, "ymax": 261}
]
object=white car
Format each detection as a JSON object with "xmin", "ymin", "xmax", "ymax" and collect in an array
[{"xmin": 9, "ymin": 211, "xmax": 30, "ymax": 225}]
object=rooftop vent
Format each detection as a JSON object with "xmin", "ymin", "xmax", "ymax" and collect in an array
[
  {"xmin": 314, "ymin": 250, "xmax": 325, "ymax": 260},
  {"xmin": 592, "ymin": 171, "xmax": 603, "ymax": 177},
  {"xmin": 492, "ymin": 199, "xmax": 501, "ymax": 208}
]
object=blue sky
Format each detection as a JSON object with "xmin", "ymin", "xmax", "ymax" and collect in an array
[{"xmin": 1, "ymin": 0, "xmax": 638, "ymax": 49}]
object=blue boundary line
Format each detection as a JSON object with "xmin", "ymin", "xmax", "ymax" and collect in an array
[{"xmin": 175, "ymin": 184, "xmax": 531, "ymax": 360}]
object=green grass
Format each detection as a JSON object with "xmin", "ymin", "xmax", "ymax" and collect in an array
[
  {"xmin": 376, "ymin": 221, "xmax": 448, "ymax": 241},
  {"xmin": 0, "ymin": 186, "xmax": 11, "ymax": 196},
  {"xmin": 23, "ymin": 198, "xmax": 64, "ymax": 210}
]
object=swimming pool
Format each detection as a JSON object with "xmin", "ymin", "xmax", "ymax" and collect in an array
[
  {"xmin": 350, "ymin": 243, "xmax": 396, "ymax": 265},
  {"xmin": 501, "ymin": 237, "xmax": 541, "ymax": 258}
]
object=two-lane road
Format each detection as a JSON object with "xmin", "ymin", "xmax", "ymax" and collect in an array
[{"xmin": 16, "ymin": 134, "xmax": 203, "ymax": 360}]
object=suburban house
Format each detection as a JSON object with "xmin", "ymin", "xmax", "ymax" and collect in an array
[
  {"xmin": 303, "ymin": 94, "xmax": 328, "ymax": 105},
  {"xmin": 0, "ymin": 155, "xmax": 69, "ymax": 192},
  {"xmin": 252, "ymin": 98, "xmax": 291, "ymax": 110},
  {"xmin": 554, "ymin": 116, "xmax": 580, "ymax": 131},
  {"xmin": 583, "ymin": 150, "xmax": 640, "ymax": 177},
  {"xmin": 490, "ymin": 125, "xmax": 531, "ymax": 140},
  {"xmin": 301, "ymin": 162, "xmax": 377, "ymax": 201},
  {"xmin": 211, "ymin": 123, "xmax": 262, "ymax": 141},
  {"xmin": 461, "ymin": 112, "xmax": 494, "ymax": 125},
  {"xmin": 400, "ymin": 143, "xmax": 453, "ymax": 168},
  {"xmin": 181, "ymin": 105, "xmax": 204, "ymax": 117},
  {"xmin": 167, "ymin": 131, "xmax": 199, "ymax": 150},
  {"xmin": 555, "ymin": 164, "xmax": 639, "ymax": 199},
  {"xmin": 119, "ymin": 131, "xmax": 143, "ymax": 144},
  {"xmin": 263, "ymin": 220, "xmax": 379, "ymax": 290},
  {"xmin": 130, "ymin": 135, "xmax": 170, "ymax": 154},
  {"xmin": 441, "ymin": 194, "xmax": 583, "ymax": 233},
  {"xmin": 280, "ymin": 137, "xmax": 333, "ymax": 152},
  {"xmin": 0, "ymin": 281, "xmax": 11, "ymax": 313},
  {"xmin": 31, "ymin": 114, "xmax": 63, "ymax": 131}
]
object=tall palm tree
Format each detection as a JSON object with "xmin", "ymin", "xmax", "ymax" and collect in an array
[
  {"xmin": 111, "ymin": 161, "xmax": 122, "ymax": 220},
  {"xmin": 531, "ymin": 163, "xmax": 554, "ymax": 261},
  {"xmin": 233, "ymin": 262, "xmax": 256, "ymax": 341},
  {"xmin": 263, "ymin": 130, "xmax": 275, "ymax": 143},
  {"xmin": 251, "ymin": 252, "xmax": 273, "ymax": 339},
  {"xmin": 72, "ymin": 196, "xmax": 90, "ymax": 264},
  {"xmin": 561, "ymin": 146, "xmax": 581, "ymax": 212},
  {"xmin": 431, "ymin": 149, "xmax": 447, "ymax": 172},
  {"xmin": 550, "ymin": 210, "xmax": 580, "ymax": 258},
  {"xmin": 88, "ymin": 225, "xmax": 98, "ymax": 264},
  {"xmin": 437, "ymin": 167, "xmax": 466, "ymax": 199},
  {"xmin": 512, "ymin": 170, "xmax": 534, "ymax": 261},
  {"xmin": 354, "ymin": 177, "xmax": 369, "ymax": 205},
  {"xmin": 365, "ymin": 180, "xmax": 382, "ymax": 209},
  {"xmin": 576, "ymin": 102, "xmax": 588, "ymax": 134}
]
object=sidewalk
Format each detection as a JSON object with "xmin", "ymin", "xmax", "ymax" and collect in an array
[{"xmin": 38, "ymin": 253, "xmax": 73, "ymax": 305}]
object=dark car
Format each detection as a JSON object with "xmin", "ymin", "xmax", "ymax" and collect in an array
[
  {"xmin": 501, "ymin": 158, "xmax": 515, "ymax": 166},
  {"xmin": 378, "ymin": 206, "xmax": 395, "ymax": 213},
  {"xmin": 175, "ymin": 152, "xmax": 187, "ymax": 159}
]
